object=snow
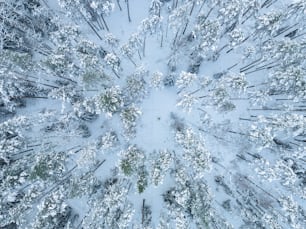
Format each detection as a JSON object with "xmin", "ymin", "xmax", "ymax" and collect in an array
[
  {"xmin": 135, "ymin": 88, "xmax": 177, "ymax": 152},
  {"xmin": 1, "ymin": 0, "xmax": 306, "ymax": 228}
]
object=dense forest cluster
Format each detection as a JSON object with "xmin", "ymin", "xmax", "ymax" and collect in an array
[{"xmin": 0, "ymin": 0, "xmax": 305, "ymax": 228}]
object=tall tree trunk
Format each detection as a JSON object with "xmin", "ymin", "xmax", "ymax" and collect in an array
[
  {"xmin": 78, "ymin": 10, "xmax": 103, "ymax": 40},
  {"xmin": 182, "ymin": 19, "xmax": 189, "ymax": 35},
  {"xmin": 160, "ymin": 30, "xmax": 164, "ymax": 48},
  {"xmin": 117, "ymin": 0, "xmax": 122, "ymax": 11},
  {"xmin": 101, "ymin": 14, "xmax": 110, "ymax": 32},
  {"xmin": 143, "ymin": 35, "xmax": 146, "ymax": 57},
  {"xmin": 141, "ymin": 199, "xmax": 145, "ymax": 225},
  {"xmin": 126, "ymin": 0, "xmax": 131, "ymax": 22},
  {"xmin": 190, "ymin": 1, "xmax": 196, "ymax": 16}
]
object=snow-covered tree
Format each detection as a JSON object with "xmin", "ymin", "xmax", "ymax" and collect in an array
[
  {"xmin": 175, "ymin": 127, "xmax": 211, "ymax": 177},
  {"xmin": 82, "ymin": 177, "xmax": 133, "ymax": 229},
  {"xmin": 210, "ymin": 85, "xmax": 235, "ymax": 112},
  {"xmin": 192, "ymin": 18, "xmax": 221, "ymax": 59},
  {"xmin": 269, "ymin": 67, "xmax": 306, "ymax": 101},
  {"xmin": 248, "ymin": 89, "xmax": 271, "ymax": 107},
  {"xmin": 176, "ymin": 71, "xmax": 197, "ymax": 90},
  {"xmin": 50, "ymin": 25, "xmax": 80, "ymax": 49},
  {"xmin": 0, "ymin": 73, "xmax": 26, "ymax": 113},
  {"xmin": 228, "ymin": 28, "xmax": 245, "ymax": 48},
  {"xmin": 76, "ymin": 143, "xmax": 98, "ymax": 169},
  {"xmin": 149, "ymin": 0, "xmax": 163, "ymax": 17},
  {"xmin": 73, "ymin": 98, "xmax": 97, "ymax": 121},
  {"xmin": 95, "ymin": 86, "xmax": 124, "ymax": 116},
  {"xmin": 137, "ymin": 165, "xmax": 149, "ymax": 193},
  {"xmin": 279, "ymin": 195, "xmax": 304, "ymax": 229},
  {"xmin": 0, "ymin": 116, "xmax": 29, "ymax": 165},
  {"xmin": 222, "ymin": 72, "xmax": 248, "ymax": 94},
  {"xmin": 32, "ymin": 189, "xmax": 71, "ymax": 229},
  {"xmin": 104, "ymin": 52, "xmax": 121, "ymax": 78},
  {"xmin": 30, "ymin": 150, "xmax": 67, "ymax": 181},
  {"xmin": 150, "ymin": 71, "xmax": 163, "ymax": 89},
  {"xmin": 104, "ymin": 33, "xmax": 120, "ymax": 49},
  {"xmin": 68, "ymin": 172, "xmax": 102, "ymax": 198},
  {"xmin": 97, "ymin": 130, "xmax": 119, "ymax": 150},
  {"xmin": 255, "ymin": 11, "xmax": 283, "ymax": 38},
  {"xmin": 168, "ymin": 1, "xmax": 194, "ymax": 40},
  {"xmin": 75, "ymin": 39, "xmax": 101, "ymax": 69},
  {"xmin": 150, "ymin": 149, "xmax": 172, "ymax": 186},
  {"xmin": 43, "ymin": 52, "xmax": 73, "ymax": 78},
  {"xmin": 249, "ymin": 124, "xmax": 274, "ymax": 151},
  {"xmin": 119, "ymin": 145, "xmax": 145, "ymax": 176},
  {"xmin": 177, "ymin": 94, "xmax": 198, "ymax": 112},
  {"xmin": 120, "ymin": 105, "xmax": 141, "ymax": 138},
  {"xmin": 124, "ymin": 67, "xmax": 148, "ymax": 102}
]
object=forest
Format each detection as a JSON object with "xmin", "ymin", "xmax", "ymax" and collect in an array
[{"xmin": 0, "ymin": 0, "xmax": 305, "ymax": 228}]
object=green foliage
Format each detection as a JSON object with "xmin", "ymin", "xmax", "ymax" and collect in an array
[
  {"xmin": 81, "ymin": 71, "xmax": 101, "ymax": 84},
  {"xmin": 30, "ymin": 152, "xmax": 66, "ymax": 181},
  {"xmin": 43, "ymin": 53, "xmax": 71, "ymax": 76},
  {"xmin": 137, "ymin": 166, "xmax": 148, "ymax": 193},
  {"xmin": 120, "ymin": 145, "xmax": 146, "ymax": 194},
  {"xmin": 96, "ymin": 86, "xmax": 124, "ymax": 116},
  {"xmin": 0, "ymin": 50, "xmax": 33, "ymax": 71},
  {"xmin": 68, "ymin": 174, "xmax": 102, "ymax": 198},
  {"xmin": 120, "ymin": 159, "xmax": 133, "ymax": 176},
  {"xmin": 125, "ymin": 67, "xmax": 148, "ymax": 101},
  {"xmin": 30, "ymin": 161, "xmax": 48, "ymax": 180},
  {"xmin": 120, "ymin": 105, "xmax": 141, "ymax": 138}
]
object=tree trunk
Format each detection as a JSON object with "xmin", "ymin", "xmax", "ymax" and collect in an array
[
  {"xmin": 117, "ymin": 0, "xmax": 122, "ymax": 11},
  {"xmin": 78, "ymin": 10, "xmax": 103, "ymax": 40},
  {"xmin": 101, "ymin": 14, "xmax": 110, "ymax": 32},
  {"xmin": 126, "ymin": 0, "xmax": 131, "ymax": 22},
  {"xmin": 141, "ymin": 199, "xmax": 145, "ymax": 225},
  {"xmin": 190, "ymin": 1, "xmax": 196, "ymax": 16},
  {"xmin": 143, "ymin": 35, "xmax": 146, "ymax": 57}
]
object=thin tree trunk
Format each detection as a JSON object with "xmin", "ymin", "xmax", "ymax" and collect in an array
[
  {"xmin": 96, "ymin": 15, "xmax": 105, "ymax": 30},
  {"xmin": 173, "ymin": 29, "xmax": 180, "ymax": 47},
  {"xmin": 79, "ymin": 10, "xmax": 103, "ymax": 40},
  {"xmin": 117, "ymin": 0, "xmax": 122, "ymax": 11},
  {"xmin": 241, "ymin": 13, "xmax": 253, "ymax": 24},
  {"xmin": 127, "ymin": 55, "xmax": 137, "ymax": 66},
  {"xmin": 273, "ymin": 23, "xmax": 298, "ymax": 38},
  {"xmin": 240, "ymin": 58, "xmax": 263, "ymax": 72},
  {"xmin": 143, "ymin": 35, "xmax": 146, "ymax": 57},
  {"xmin": 202, "ymin": 7, "xmax": 214, "ymax": 24},
  {"xmin": 190, "ymin": 1, "xmax": 196, "ymax": 16},
  {"xmin": 292, "ymin": 32, "xmax": 306, "ymax": 39},
  {"xmin": 198, "ymin": 0, "xmax": 207, "ymax": 14},
  {"xmin": 160, "ymin": 30, "xmax": 164, "ymax": 48},
  {"xmin": 101, "ymin": 14, "xmax": 110, "ymax": 32},
  {"xmin": 227, "ymin": 62, "xmax": 239, "ymax": 71},
  {"xmin": 36, "ymin": 165, "xmax": 78, "ymax": 202},
  {"xmin": 126, "ymin": 0, "xmax": 131, "ymax": 22},
  {"xmin": 166, "ymin": 16, "xmax": 169, "ymax": 38},
  {"xmin": 138, "ymin": 50, "xmax": 142, "ymax": 60},
  {"xmin": 182, "ymin": 19, "xmax": 189, "ymax": 35},
  {"xmin": 242, "ymin": 6, "xmax": 251, "ymax": 17},
  {"xmin": 112, "ymin": 69, "xmax": 120, "ymax": 79},
  {"xmin": 141, "ymin": 199, "xmax": 145, "ymax": 225}
]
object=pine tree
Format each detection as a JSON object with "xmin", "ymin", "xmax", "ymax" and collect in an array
[
  {"xmin": 120, "ymin": 105, "xmax": 141, "ymax": 139},
  {"xmin": 95, "ymin": 86, "xmax": 124, "ymax": 117}
]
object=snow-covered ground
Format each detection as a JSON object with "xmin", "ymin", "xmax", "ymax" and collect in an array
[{"xmin": 0, "ymin": 0, "xmax": 305, "ymax": 228}]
